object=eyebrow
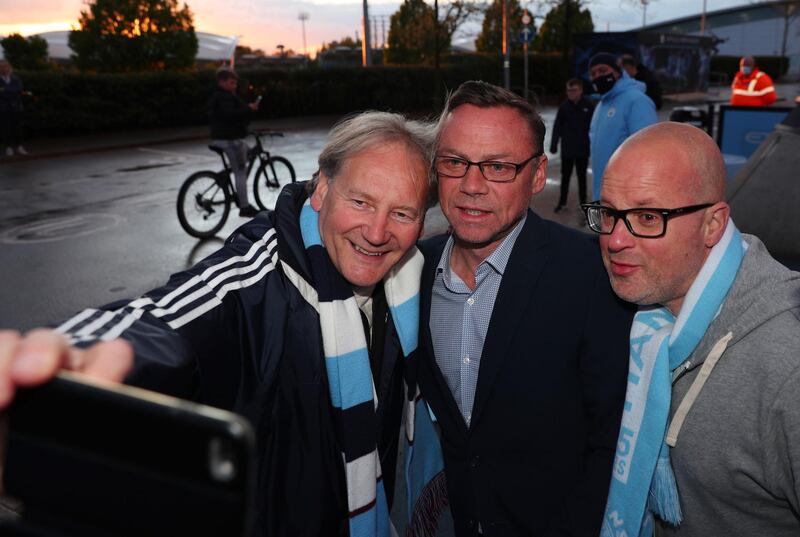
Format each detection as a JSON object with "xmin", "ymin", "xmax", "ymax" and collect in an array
[
  {"xmin": 437, "ymin": 150, "xmax": 516, "ymax": 161},
  {"xmin": 345, "ymin": 188, "xmax": 421, "ymax": 217}
]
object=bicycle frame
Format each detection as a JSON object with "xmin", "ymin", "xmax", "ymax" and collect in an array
[{"xmin": 211, "ymin": 132, "xmax": 275, "ymax": 187}]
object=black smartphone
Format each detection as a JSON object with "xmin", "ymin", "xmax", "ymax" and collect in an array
[{"xmin": 1, "ymin": 371, "xmax": 255, "ymax": 537}]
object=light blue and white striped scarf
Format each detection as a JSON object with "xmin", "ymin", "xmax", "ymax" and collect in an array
[
  {"xmin": 601, "ymin": 220, "xmax": 746, "ymax": 537},
  {"xmin": 297, "ymin": 201, "xmax": 445, "ymax": 537}
]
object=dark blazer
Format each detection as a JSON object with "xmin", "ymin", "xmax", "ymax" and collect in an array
[{"xmin": 417, "ymin": 211, "xmax": 634, "ymax": 537}]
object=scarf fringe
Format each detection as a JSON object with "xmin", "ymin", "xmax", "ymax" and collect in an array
[
  {"xmin": 406, "ymin": 470, "xmax": 448, "ymax": 537},
  {"xmin": 649, "ymin": 454, "xmax": 683, "ymax": 525}
]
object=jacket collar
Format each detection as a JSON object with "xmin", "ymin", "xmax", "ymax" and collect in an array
[
  {"xmin": 421, "ymin": 210, "xmax": 553, "ymax": 431},
  {"xmin": 273, "ymin": 181, "xmax": 315, "ymax": 284}
]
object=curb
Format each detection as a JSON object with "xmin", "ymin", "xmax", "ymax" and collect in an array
[{"xmin": 0, "ymin": 133, "xmax": 208, "ymax": 165}]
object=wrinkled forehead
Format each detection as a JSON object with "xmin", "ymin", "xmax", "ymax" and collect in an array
[{"xmin": 604, "ymin": 144, "xmax": 700, "ymax": 205}]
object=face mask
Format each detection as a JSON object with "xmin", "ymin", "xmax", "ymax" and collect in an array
[
  {"xmin": 741, "ymin": 66, "xmax": 752, "ymax": 76},
  {"xmin": 592, "ymin": 73, "xmax": 616, "ymax": 95}
]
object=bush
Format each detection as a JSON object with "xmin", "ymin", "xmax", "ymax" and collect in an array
[{"xmin": 16, "ymin": 55, "xmax": 577, "ymax": 138}]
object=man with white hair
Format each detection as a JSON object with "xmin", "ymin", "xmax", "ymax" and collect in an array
[{"xmin": 0, "ymin": 111, "xmax": 442, "ymax": 536}]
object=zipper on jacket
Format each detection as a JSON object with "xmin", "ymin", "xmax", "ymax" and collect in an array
[{"xmin": 672, "ymin": 360, "xmax": 692, "ymax": 385}]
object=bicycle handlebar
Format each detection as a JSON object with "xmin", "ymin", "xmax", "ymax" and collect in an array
[{"xmin": 251, "ymin": 129, "xmax": 284, "ymax": 138}]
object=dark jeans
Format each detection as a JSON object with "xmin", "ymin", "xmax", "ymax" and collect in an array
[
  {"xmin": 0, "ymin": 110, "xmax": 22, "ymax": 148},
  {"xmin": 558, "ymin": 156, "xmax": 588, "ymax": 207}
]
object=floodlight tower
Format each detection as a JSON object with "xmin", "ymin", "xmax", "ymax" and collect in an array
[{"xmin": 298, "ymin": 12, "xmax": 309, "ymax": 57}]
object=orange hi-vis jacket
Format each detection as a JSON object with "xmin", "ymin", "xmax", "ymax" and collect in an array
[{"xmin": 730, "ymin": 68, "xmax": 777, "ymax": 106}]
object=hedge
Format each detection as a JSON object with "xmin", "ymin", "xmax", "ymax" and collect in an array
[
  {"xmin": 11, "ymin": 52, "xmax": 573, "ymax": 138},
  {"xmin": 16, "ymin": 53, "xmax": 784, "ymax": 138}
]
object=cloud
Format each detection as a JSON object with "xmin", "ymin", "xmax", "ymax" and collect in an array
[{"xmin": 1, "ymin": 0, "xmax": 747, "ymax": 55}]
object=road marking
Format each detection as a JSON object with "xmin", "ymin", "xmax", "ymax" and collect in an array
[{"xmin": 0, "ymin": 213, "xmax": 124, "ymax": 244}]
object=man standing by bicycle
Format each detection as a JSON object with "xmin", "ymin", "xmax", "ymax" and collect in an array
[{"xmin": 209, "ymin": 66, "xmax": 260, "ymax": 217}]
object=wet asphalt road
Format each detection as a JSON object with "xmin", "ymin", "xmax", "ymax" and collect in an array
[
  {"xmin": 0, "ymin": 116, "xmax": 464, "ymax": 332},
  {"xmin": 0, "ymin": 106, "xmax": 577, "ymax": 332},
  {"xmin": 0, "ymin": 122, "xmax": 336, "ymax": 330}
]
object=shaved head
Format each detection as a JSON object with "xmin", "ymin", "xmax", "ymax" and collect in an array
[
  {"xmin": 607, "ymin": 122, "xmax": 726, "ymax": 203},
  {"xmin": 598, "ymin": 122, "xmax": 731, "ymax": 315}
]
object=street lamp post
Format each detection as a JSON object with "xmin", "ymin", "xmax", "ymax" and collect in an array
[
  {"xmin": 298, "ymin": 12, "xmax": 309, "ymax": 58},
  {"xmin": 362, "ymin": 0, "xmax": 372, "ymax": 66},
  {"xmin": 700, "ymin": 0, "xmax": 707, "ymax": 35},
  {"xmin": 641, "ymin": 0, "xmax": 649, "ymax": 28},
  {"xmin": 502, "ymin": 0, "xmax": 510, "ymax": 89}
]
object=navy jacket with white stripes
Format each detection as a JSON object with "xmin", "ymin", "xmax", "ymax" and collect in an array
[{"xmin": 58, "ymin": 183, "xmax": 407, "ymax": 536}]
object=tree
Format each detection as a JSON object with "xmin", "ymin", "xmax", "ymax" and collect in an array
[
  {"xmin": 474, "ymin": 0, "xmax": 526, "ymax": 53},
  {"xmin": 386, "ymin": 0, "xmax": 440, "ymax": 64},
  {"xmin": 386, "ymin": 0, "xmax": 483, "ymax": 65},
  {"xmin": 319, "ymin": 36, "xmax": 362, "ymax": 53},
  {"xmin": 68, "ymin": 0, "xmax": 198, "ymax": 72},
  {"xmin": 235, "ymin": 45, "xmax": 266, "ymax": 58},
  {"xmin": 533, "ymin": 0, "xmax": 593, "ymax": 55},
  {"xmin": 0, "ymin": 34, "xmax": 50, "ymax": 70},
  {"xmin": 438, "ymin": 0, "xmax": 486, "ymax": 51}
]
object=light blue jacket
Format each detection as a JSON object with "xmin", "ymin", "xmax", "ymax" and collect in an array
[{"xmin": 589, "ymin": 73, "xmax": 657, "ymax": 200}]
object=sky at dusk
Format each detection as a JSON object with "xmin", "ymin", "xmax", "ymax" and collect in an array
[{"xmin": 0, "ymin": 0, "xmax": 750, "ymax": 56}]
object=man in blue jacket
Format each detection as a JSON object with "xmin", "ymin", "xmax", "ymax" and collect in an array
[
  {"xmin": 0, "ymin": 111, "xmax": 440, "ymax": 537},
  {"xmin": 588, "ymin": 52, "xmax": 657, "ymax": 200}
]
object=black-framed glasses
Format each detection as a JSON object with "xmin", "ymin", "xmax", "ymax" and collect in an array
[
  {"xmin": 435, "ymin": 151, "xmax": 543, "ymax": 183},
  {"xmin": 580, "ymin": 202, "xmax": 714, "ymax": 238}
]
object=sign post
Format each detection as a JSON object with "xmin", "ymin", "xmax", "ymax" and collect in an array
[{"xmin": 520, "ymin": 11, "xmax": 534, "ymax": 101}]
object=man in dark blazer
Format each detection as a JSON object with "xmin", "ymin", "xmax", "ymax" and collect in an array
[{"xmin": 418, "ymin": 80, "xmax": 634, "ymax": 536}]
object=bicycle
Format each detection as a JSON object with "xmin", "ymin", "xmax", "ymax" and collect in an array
[{"xmin": 177, "ymin": 129, "xmax": 297, "ymax": 238}]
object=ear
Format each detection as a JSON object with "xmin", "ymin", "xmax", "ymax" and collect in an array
[
  {"xmin": 531, "ymin": 154, "xmax": 548, "ymax": 196},
  {"xmin": 703, "ymin": 202, "xmax": 731, "ymax": 248},
  {"xmin": 310, "ymin": 172, "xmax": 330, "ymax": 211}
]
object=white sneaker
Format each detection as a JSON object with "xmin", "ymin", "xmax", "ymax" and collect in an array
[
  {"xmin": 16, "ymin": 146, "xmax": 27, "ymax": 155},
  {"xmin": 4, "ymin": 147, "xmax": 13, "ymax": 157}
]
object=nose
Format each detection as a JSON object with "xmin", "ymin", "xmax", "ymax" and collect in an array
[
  {"xmin": 459, "ymin": 164, "xmax": 489, "ymax": 196},
  {"xmin": 604, "ymin": 217, "xmax": 636, "ymax": 252},
  {"xmin": 362, "ymin": 212, "xmax": 390, "ymax": 246}
]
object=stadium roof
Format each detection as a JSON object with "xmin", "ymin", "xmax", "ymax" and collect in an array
[
  {"xmin": 2, "ymin": 31, "xmax": 239, "ymax": 62},
  {"xmin": 643, "ymin": 0, "xmax": 797, "ymax": 34}
]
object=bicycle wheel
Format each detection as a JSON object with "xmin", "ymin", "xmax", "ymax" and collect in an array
[
  {"xmin": 177, "ymin": 171, "xmax": 231, "ymax": 239},
  {"xmin": 253, "ymin": 156, "xmax": 296, "ymax": 211}
]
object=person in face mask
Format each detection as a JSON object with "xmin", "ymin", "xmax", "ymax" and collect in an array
[
  {"xmin": 587, "ymin": 52, "xmax": 657, "ymax": 200},
  {"xmin": 730, "ymin": 56, "xmax": 777, "ymax": 107}
]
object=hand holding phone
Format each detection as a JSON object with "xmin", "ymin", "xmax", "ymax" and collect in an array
[{"xmin": 2, "ymin": 372, "xmax": 255, "ymax": 537}]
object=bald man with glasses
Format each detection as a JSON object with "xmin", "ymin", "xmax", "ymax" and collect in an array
[{"xmin": 584, "ymin": 122, "xmax": 800, "ymax": 536}]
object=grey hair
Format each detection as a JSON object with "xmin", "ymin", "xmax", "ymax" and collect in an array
[{"xmin": 307, "ymin": 111, "xmax": 438, "ymax": 208}]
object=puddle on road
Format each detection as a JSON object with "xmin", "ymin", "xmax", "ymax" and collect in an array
[
  {"xmin": 0, "ymin": 213, "xmax": 124, "ymax": 244},
  {"xmin": 117, "ymin": 162, "xmax": 178, "ymax": 173}
]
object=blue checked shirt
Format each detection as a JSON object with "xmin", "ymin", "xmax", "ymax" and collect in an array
[{"xmin": 430, "ymin": 215, "xmax": 527, "ymax": 427}]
